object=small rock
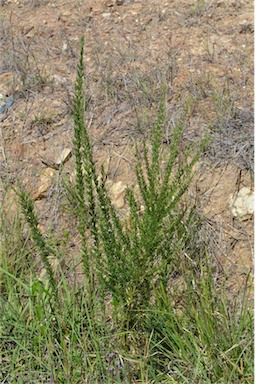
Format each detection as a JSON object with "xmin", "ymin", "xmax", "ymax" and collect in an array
[
  {"xmin": 55, "ymin": 148, "xmax": 72, "ymax": 167},
  {"xmin": 110, "ymin": 180, "xmax": 126, "ymax": 197},
  {"xmin": 105, "ymin": 0, "xmax": 115, "ymax": 6},
  {"xmin": 51, "ymin": 74, "xmax": 67, "ymax": 84},
  {"xmin": 61, "ymin": 10, "xmax": 71, "ymax": 17},
  {"xmin": 115, "ymin": 196, "xmax": 125, "ymax": 209},
  {"xmin": 39, "ymin": 150, "xmax": 57, "ymax": 169},
  {"xmin": 32, "ymin": 168, "xmax": 55, "ymax": 200},
  {"xmin": 110, "ymin": 180, "xmax": 127, "ymax": 209},
  {"xmin": 102, "ymin": 12, "xmax": 111, "ymax": 18},
  {"xmin": 62, "ymin": 42, "xmax": 68, "ymax": 52},
  {"xmin": 229, "ymin": 187, "xmax": 254, "ymax": 221}
]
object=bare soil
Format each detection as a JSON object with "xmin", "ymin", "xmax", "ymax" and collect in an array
[{"xmin": 0, "ymin": 0, "xmax": 253, "ymax": 292}]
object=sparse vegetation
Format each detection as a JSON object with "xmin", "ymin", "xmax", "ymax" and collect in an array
[{"xmin": 0, "ymin": 38, "xmax": 253, "ymax": 384}]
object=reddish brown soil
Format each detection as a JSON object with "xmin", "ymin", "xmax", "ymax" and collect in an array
[{"xmin": 0, "ymin": 0, "xmax": 253, "ymax": 292}]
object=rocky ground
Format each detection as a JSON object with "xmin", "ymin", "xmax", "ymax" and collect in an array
[{"xmin": 0, "ymin": 0, "xmax": 253, "ymax": 292}]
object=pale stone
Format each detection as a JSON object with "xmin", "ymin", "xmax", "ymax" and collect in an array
[
  {"xmin": 55, "ymin": 148, "xmax": 72, "ymax": 167},
  {"xmin": 115, "ymin": 196, "xmax": 125, "ymax": 209},
  {"xmin": 229, "ymin": 187, "xmax": 254, "ymax": 221},
  {"xmin": 32, "ymin": 168, "xmax": 55, "ymax": 200},
  {"xmin": 62, "ymin": 43, "xmax": 68, "ymax": 52},
  {"xmin": 105, "ymin": 0, "xmax": 115, "ymax": 6},
  {"xmin": 102, "ymin": 12, "xmax": 111, "ymax": 18},
  {"xmin": 110, "ymin": 181, "xmax": 127, "ymax": 209},
  {"xmin": 110, "ymin": 180, "xmax": 126, "ymax": 197}
]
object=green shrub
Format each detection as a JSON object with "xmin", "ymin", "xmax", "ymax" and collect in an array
[{"xmin": 0, "ymin": 37, "xmax": 252, "ymax": 383}]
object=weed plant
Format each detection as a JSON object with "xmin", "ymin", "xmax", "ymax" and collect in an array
[{"xmin": 0, "ymin": 37, "xmax": 253, "ymax": 383}]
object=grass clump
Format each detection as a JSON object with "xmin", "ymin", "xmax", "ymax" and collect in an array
[{"xmin": 0, "ymin": 37, "xmax": 253, "ymax": 383}]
